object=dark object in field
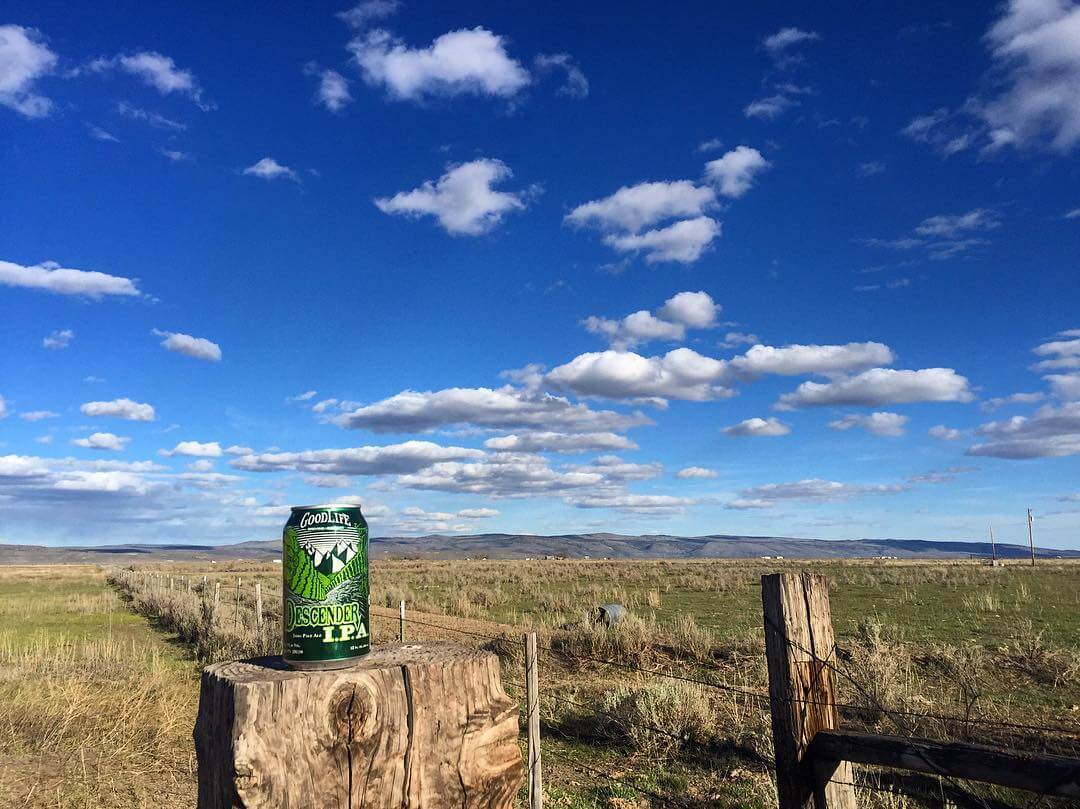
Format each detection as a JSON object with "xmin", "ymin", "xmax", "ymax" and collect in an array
[{"xmin": 596, "ymin": 604, "xmax": 627, "ymax": 626}]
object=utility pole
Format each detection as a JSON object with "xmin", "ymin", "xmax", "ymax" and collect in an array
[
  {"xmin": 989, "ymin": 522, "xmax": 997, "ymax": 564},
  {"xmin": 1027, "ymin": 508, "xmax": 1036, "ymax": 567}
]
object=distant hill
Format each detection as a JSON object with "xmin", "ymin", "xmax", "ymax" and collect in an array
[{"xmin": 1, "ymin": 533, "xmax": 1077, "ymax": 564}]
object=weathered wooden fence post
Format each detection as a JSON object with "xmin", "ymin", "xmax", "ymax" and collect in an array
[
  {"xmin": 213, "ymin": 581, "xmax": 221, "ymax": 621},
  {"xmin": 525, "ymin": 631, "xmax": 543, "ymax": 809},
  {"xmin": 762, "ymin": 573, "xmax": 857, "ymax": 809},
  {"xmin": 399, "ymin": 600, "xmax": 406, "ymax": 642},
  {"xmin": 194, "ymin": 644, "xmax": 523, "ymax": 808},
  {"xmin": 254, "ymin": 582, "xmax": 263, "ymax": 637},
  {"xmin": 233, "ymin": 577, "xmax": 241, "ymax": 629}
]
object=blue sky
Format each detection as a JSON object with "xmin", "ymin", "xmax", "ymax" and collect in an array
[{"xmin": 2, "ymin": 1, "xmax": 1079, "ymax": 547}]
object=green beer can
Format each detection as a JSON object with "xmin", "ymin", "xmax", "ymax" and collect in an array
[{"xmin": 282, "ymin": 503, "xmax": 370, "ymax": 669}]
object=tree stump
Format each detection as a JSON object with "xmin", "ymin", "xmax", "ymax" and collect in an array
[{"xmin": 194, "ymin": 642, "xmax": 523, "ymax": 809}]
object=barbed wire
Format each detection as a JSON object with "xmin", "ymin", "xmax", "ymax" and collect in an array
[
  {"xmin": 503, "ymin": 679, "xmax": 778, "ymax": 778},
  {"xmin": 120, "ymin": 574, "xmax": 1080, "ymax": 742}
]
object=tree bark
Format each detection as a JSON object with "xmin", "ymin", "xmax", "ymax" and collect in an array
[{"xmin": 195, "ymin": 642, "xmax": 522, "ymax": 809}]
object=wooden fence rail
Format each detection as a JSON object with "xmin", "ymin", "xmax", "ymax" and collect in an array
[
  {"xmin": 762, "ymin": 572, "xmax": 1080, "ymax": 807},
  {"xmin": 809, "ymin": 729, "xmax": 1080, "ymax": 799}
]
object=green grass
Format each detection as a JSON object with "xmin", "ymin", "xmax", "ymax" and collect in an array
[
  {"xmin": 39, "ymin": 558, "xmax": 1080, "ymax": 809},
  {"xmin": 0, "ymin": 566, "xmax": 199, "ymax": 809}
]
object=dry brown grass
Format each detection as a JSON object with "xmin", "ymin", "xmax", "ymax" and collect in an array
[{"xmin": 0, "ymin": 567, "xmax": 196, "ymax": 809}]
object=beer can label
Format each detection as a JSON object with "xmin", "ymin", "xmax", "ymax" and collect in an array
[{"xmin": 283, "ymin": 505, "xmax": 370, "ymax": 664}]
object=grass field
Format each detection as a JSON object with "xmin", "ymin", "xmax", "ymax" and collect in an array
[
  {"xmin": 0, "ymin": 566, "xmax": 198, "ymax": 808},
  {"xmin": 3, "ymin": 559, "xmax": 1079, "ymax": 808}
]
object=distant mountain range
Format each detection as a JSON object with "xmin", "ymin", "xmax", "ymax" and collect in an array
[{"xmin": 2, "ymin": 533, "xmax": 1078, "ymax": 563}]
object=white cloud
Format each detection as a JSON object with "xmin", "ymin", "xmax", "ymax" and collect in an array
[
  {"xmin": 0, "ymin": 259, "xmax": 140, "ymax": 299},
  {"xmin": 0, "ymin": 25, "xmax": 58, "ymax": 118},
  {"xmin": 723, "ymin": 417, "xmax": 791, "ymax": 437},
  {"xmin": 584, "ymin": 311, "xmax": 684, "ymax": 348},
  {"xmin": 744, "ymin": 94, "xmax": 798, "ymax": 120},
  {"xmin": 546, "ymin": 348, "xmax": 732, "ymax": 402},
  {"xmin": 91, "ymin": 51, "xmax": 208, "ymax": 109},
  {"xmin": 703, "ymin": 146, "xmax": 770, "ymax": 198},
  {"xmin": 676, "ymin": 466, "xmax": 717, "ymax": 479},
  {"xmin": 534, "ymin": 53, "xmax": 589, "ymax": 98},
  {"xmin": 87, "ymin": 124, "xmax": 118, "ymax": 142},
  {"xmin": 900, "ymin": 108, "xmax": 975, "ymax": 155},
  {"xmin": 232, "ymin": 441, "xmax": 484, "ymax": 476},
  {"xmin": 698, "ymin": 138, "xmax": 725, "ymax": 152},
  {"xmin": 391, "ymin": 506, "xmax": 469, "ymax": 533},
  {"xmin": 763, "ymin": 27, "xmax": 821, "ymax": 55},
  {"xmin": 80, "ymin": 398, "xmax": 155, "ymax": 421},
  {"xmin": 0, "ymin": 394, "xmax": 8, "ymax": 419},
  {"xmin": 1066, "ymin": 208, "xmax": 1080, "ymax": 219},
  {"xmin": 225, "ymin": 445, "xmax": 253, "ymax": 456},
  {"xmin": 242, "ymin": 157, "xmax": 298, "ymax": 182},
  {"xmin": 337, "ymin": 0, "xmax": 402, "ymax": 28},
  {"xmin": 903, "ymin": 3, "xmax": 1080, "ymax": 154},
  {"xmin": 658, "ymin": 290, "xmax": 721, "ymax": 329},
  {"xmin": 152, "ymin": 329, "xmax": 222, "ymax": 361},
  {"xmin": 396, "ymin": 452, "xmax": 603, "ymax": 497},
  {"xmin": 914, "ymin": 209, "xmax": 1000, "ymax": 237},
  {"xmin": 720, "ymin": 331, "xmax": 760, "ymax": 348},
  {"xmin": 458, "ymin": 507, "xmax": 499, "ymax": 518},
  {"xmin": 335, "ymin": 385, "xmax": 647, "ymax": 433},
  {"xmin": 966, "ymin": 401, "xmax": 1080, "ymax": 458},
  {"xmin": 1034, "ymin": 333, "xmax": 1080, "ymax": 357},
  {"xmin": 730, "ymin": 342, "xmax": 894, "ymax": 377},
  {"xmin": 828, "ymin": 411, "xmax": 908, "ymax": 437},
  {"xmin": 728, "ymin": 478, "xmax": 902, "ymax": 509},
  {"xmin": 570, "ymin": 455, "xmax": 662, "ymax": 482},
  {"xmin": 348, "ymin": 27, "xmax": 530, "ymax": 101},
  {"xmin": 858, "ymin": 161, "xmax": 887, "ymax": 177},
  {"xmin": 566, "ymin": 181, "xmax": 722, "ymax": 265},
  {"xmin": 903, "ymin": 108, "xmax": 950, "ymax": 142},
  {"xmin": 865, "ymin": 210, "xmax": 999, "ymax": 262},
  {"xmin": 52, "ymin": 470, "xmax": 153, "ymax": 494},
  {"xmin": 1048, "ymin": 372, "xmax": 1080, "ymax": 401},
  {"xmin": 929, "ymin": 425, "xmax": 962, "ymax": 440},
  {"xmin": 777, "ymin": 368, "xmax": 973, "ymax": 409},
  {"xmin": 289, "ymin": 390, "xmax": 318, "ymax": 403},
  {"xmin": 604, "ymin": 216, "xmax": 721, "ymax": 264},
  {"xmin": 979, "ymin": 0, "xmax": 1080, "ymax": 152},
  {"xmin": 483, "ymin": 432, "xmax": 637, "ymax": 454},
  {"xmin": 20, "ymin": 410, "xmax": 58, "ymax": 422},
  {"xmin": 115, "ymin": 101, "xmax": 185, "ymax": 130},
  {"xmin": 305, "ymin": 64, "xmax": 352, "ymax": 112},
  {"xmin": 160, "ymin": 440, "xmax": 222, "ymax": 458},
  {"xmin": 1031, "ymin": 331, "xmax": 1080, "ymax": 371},
  {"xmin": 375, "ymin": 159, "xmax": 530, "ymax": 235},
  {"xmin": 43, "ymin": 328, "xmax": 73, "ymax": 349},
  {"xmin": 566, "ymin": 180, "xmax": 716, "ymax": 234},
  {"xmin": 73, "ymin": 432, "xmax": 130, "ymax": 451},
  {"xmin": 982, "ymin": 391, "xmax": 1047, "ymax": 410},
  {"xmin": 187, "ymin": 459, "xmax": 215, "ymax": 472},
  {"xmin": 567, "ymin": 492, "xmax": 695, "ymax": 515},
  {"xmin": 584, "ymin": 291, "xmax": 719, "ymax": 350}
]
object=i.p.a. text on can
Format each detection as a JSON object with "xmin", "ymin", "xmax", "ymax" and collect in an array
[{"xmin": 282, "ymin": 503, "xmax": 370, "ymax": 669}]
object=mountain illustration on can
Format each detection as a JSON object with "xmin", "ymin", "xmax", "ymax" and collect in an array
[{"xmin": 282, "ymin": 503, "xmax": 370, "ymax": 669}]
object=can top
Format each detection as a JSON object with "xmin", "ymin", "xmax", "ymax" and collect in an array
[{"xmin": 290, "ymin": 503, "xmax": 363, "ymax": 511}]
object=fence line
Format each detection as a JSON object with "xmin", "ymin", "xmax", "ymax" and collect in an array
[{"xmin": 108, "ymin": 567, "xmax": 1080, "ymax": 807}]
